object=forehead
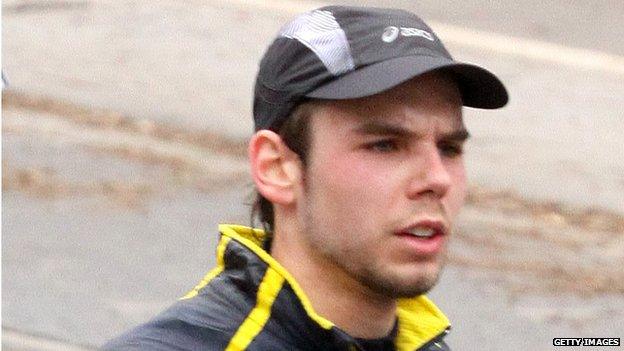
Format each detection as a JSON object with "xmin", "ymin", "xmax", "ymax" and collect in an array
[{"xmin": 310, "ymin": 72, "xmax": 464, "ymax": 134}]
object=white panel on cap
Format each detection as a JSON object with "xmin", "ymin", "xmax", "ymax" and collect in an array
[{"xmin": 279, "ymin": 10, "xmax": 355, "ymax": 76}]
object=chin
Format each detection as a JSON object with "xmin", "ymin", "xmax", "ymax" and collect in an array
[
  {"xmin": 397, "ymin": 271, "xmax": 442, "ymax": 297},
  {"xmin": 358, "ymin": 263, "xmax": 444, "ymax": 298}
]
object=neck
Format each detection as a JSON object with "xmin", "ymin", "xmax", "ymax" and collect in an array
[{"xmin": 271, "ymin": 222, "xmax": 397, "ymax": 339}]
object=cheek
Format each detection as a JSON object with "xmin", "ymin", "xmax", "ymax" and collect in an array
[
  {"xmin": 316, "ymin": 153, "xmax": 390, "ymax": 200},
  {"xmin": 307, "ymin": 153, "xmax": 392, "ymax": 230}
]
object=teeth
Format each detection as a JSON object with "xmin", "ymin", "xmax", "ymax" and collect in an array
[{"xmin": 407, "ymin": 228, "xmax": 435, "ymax": 238}]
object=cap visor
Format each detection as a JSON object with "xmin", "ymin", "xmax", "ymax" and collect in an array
[{"xmin": 306, "ymin": 55, "xmax": 508, "ymax": 109}]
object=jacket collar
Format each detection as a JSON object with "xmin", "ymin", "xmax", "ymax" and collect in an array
[{"xmin": 219, "ymin": 224, "xmax": 451, "ymax": 351}]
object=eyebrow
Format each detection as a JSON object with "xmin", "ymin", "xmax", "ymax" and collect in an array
[
  {"xmin": 352, "ymin": 121, "xmax": 470, "ymax": 141},
  {"xmin": 442, "ymin": 128, "xmax": 471, "ymax": 142}
]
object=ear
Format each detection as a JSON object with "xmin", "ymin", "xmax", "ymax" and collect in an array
[{"xmin": 249, "ymin": 130, "xmax": 303, "ymax": 206}]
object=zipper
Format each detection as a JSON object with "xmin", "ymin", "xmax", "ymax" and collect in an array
[{"xmin": 415, "ymin": 326, "xmax": 450, "ymax": 351}]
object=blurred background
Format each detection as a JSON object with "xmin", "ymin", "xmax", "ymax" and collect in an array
[{"xmin": 2, "ymin": 0, "xmax": 623, "ymax": 350}]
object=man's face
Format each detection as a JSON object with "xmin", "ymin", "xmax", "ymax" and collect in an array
[{"xmin": 296, "ymin": 73, "xmax": 467, "ymax": 297}]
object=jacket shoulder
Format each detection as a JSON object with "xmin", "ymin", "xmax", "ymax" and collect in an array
[{"xmin": 101, "ymin": 315, "xmax": 232, "ymax": 351}]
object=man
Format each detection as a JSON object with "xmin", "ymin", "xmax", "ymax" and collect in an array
[{"xmin": 103, "ymin": 5, "xmax": 507, "ymax": 351}]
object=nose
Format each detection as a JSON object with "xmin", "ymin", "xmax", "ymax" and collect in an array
[{"xmin": 406, "ymin": 145, "xmax": 452, "ymax": 199}]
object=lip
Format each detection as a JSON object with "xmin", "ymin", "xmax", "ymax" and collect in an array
[{"xmin": 394, "ymin": 219, "xmax": 448, "ymax": 255}]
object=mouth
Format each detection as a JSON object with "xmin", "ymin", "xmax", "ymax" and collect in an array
[{"xmin": 394, "ymin": 220, "xmax": 448, "ymax": 255}]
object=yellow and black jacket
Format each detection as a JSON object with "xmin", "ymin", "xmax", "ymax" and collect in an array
[{"xmin": 103, "ymin": 224, "xmax": 452, "ymax": 351}]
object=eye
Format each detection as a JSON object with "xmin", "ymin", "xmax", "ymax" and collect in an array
[
  {"xmin": 438, "ymin": 142, "xmax": 464, "ymax": 157},
  {"xmin": 365, "ymin": 139, "xmax": 398, "ymax": 152}
]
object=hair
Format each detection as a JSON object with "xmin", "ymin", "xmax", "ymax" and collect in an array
[{"xmin": 250, "ymin": 100, "xmax": 320, "ymax": 245}]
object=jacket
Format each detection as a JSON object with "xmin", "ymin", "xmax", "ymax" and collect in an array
[{"xmin": 102, "ymin": 224, "xmax": 452, "ymax": 350}]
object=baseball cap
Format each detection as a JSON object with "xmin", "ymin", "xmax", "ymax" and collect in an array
[{"xmin": 253, "ymin": 6, "xmax": 508, "ymax": 131}]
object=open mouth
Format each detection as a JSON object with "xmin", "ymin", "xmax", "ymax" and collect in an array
[
  {"xmin": 394, "ymin": 221, "xmax": 447, "ymax": 254},
  {"xmin": 396, "ymin": 220, "xmax": 446, "ymax": 237},
  {"xmin": 403, "ymin": 227, "xmax": 438, "ymax": 238}
]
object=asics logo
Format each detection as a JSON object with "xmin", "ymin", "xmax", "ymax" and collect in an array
[{"xmin": 382, "ymin": 26, "xmax": 435, "ymax": 42}]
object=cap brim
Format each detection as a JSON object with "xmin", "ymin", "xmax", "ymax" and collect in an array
[{"xmin": 305, "ymin": 55, "xmax": 508, "ymax": 109}]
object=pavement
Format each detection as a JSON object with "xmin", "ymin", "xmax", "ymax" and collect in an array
[{"xmin": 2, "ymin": 0, "xmax": 623, "ymax": 350}]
